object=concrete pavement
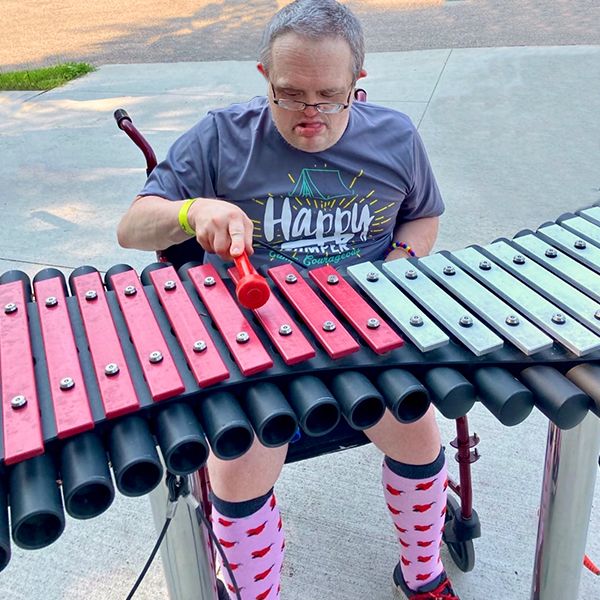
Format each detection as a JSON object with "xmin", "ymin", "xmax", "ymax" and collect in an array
[
  {"xmin": 0, "ymin": 45, "xmax": 599, "ymax": 599},
  {"xmin": 4, "ymin": 0, "xmax": 600, "ymax": 70}
]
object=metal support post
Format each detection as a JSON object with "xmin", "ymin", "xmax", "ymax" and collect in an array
[
  {"xmin": 531, "ymin": 412, "xmax": 600, "ymax": 599},
  {"xmin": 148, "ymin": 470, "xmax": 218, "ymax": 600}
]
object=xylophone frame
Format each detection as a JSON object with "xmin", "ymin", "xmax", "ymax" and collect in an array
[{"xmin": 115, "ymin": 107, "xmax": 600, "ymax": 600}]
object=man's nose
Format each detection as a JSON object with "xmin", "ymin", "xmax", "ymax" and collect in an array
[{"xmin": 303, "ymin": 104, "xmax": 319, "ymax": 117}]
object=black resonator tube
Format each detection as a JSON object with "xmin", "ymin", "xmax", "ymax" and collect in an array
[
  {"xmin": 60, "ymin": 431, "xmax": 115, "ymax": 519},
  {"xmin": 424, "ymin": 368, "xmax": 476, "ymax": 419},
  {"xmin": 565, "ymin": 363, "xmax": 600, "ymax": 417},
  {"xmin": 155, "ymin": 402, "xmax": 209, "ymax": 475},
  {"xmin": 473, "ymin": 367, "xmax": 534, "ymax": 426},
  {"xmin": 198, "ymin": 392, "xmax": 255, "ymax": 460},
  {"xmin": 0, "ymin": 474, "xmax": 10, "ymax": 572},
  {"xmin": 9, "ymin": 454, "xmax": 65, "ymax": 550},
  {"xmin": 330, "ymin": 371, "xmax": 386, "ymax": 430},
  {"xmin": 241, "ymin": 383, "xmax": 298, "ymax": 448},
  {"xmin": 107, "ymin": 415, "xmax": 164, "ymax": 496},
  {"xmin": 287, "ymin": 375, "xmax": 340, "ymax": 436},
  {"xmin": 376, "ymin": 369, "xmax": 430, "ymax": 423},
  {"xmin": 520, "ymin": 366, "xmax": 590, "ymax": 429}
]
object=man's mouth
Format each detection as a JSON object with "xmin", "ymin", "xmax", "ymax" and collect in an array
[{"xmin": 294, "ymin": 121, "xmax": 326, "ymax": 137}]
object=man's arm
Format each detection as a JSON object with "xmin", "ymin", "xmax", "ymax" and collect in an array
[
  {"xmin": 117, "ymin": 195, "xmax": 254, "ymax": 259},
  {"xmin": 384, "ymin": 215, "xmax": 439, "ymax": 261}
]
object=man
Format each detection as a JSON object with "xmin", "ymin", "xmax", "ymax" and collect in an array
[{"xmin": 118, "ymin": 1, "xmax": 458, "ymax": 598}]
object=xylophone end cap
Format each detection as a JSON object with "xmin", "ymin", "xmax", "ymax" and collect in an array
[
  {"xmin": 236, "ymin": 274, "xmax": 270, "ymax": 309},
  {"xmin": 555, "ymin": 212, "xmax": 576, "ymax": 224},
  {"xmin": 68, "ymin": 266, "xmax": 98, "ymax": 295},
  {"xmin": 537, "ymin": 220, "xmax": 555, "ymax": 230},
  {"xmin": 140, "ymin": 262, "xmax": 170, "ymax": 286},
  {"xmin": 0, "ymin": 270, "xmax": 32, "ymax": 299},
  {"xmin": 33, "ymin": 268, "xmax": 68, "ymax": 295},
  {"xmin": 513, "ymin": 228, "xmax": 534, "ymax": 238},
  {"xmin": 104, "ymin": 264, "xmax": 134, "ymax": 290},
  {"xmin": 177, "ymin": 261, "xmax": 204, "ymax": 281}
]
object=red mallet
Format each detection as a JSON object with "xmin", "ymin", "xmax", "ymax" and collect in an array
[{"xmin": 233, "ymin": 252, "xmax": 270, "ymax": 309}]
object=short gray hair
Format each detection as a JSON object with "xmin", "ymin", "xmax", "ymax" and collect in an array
[{"xmin": 259, "ymin": 0, "xmax": 365, "ymax": 82}]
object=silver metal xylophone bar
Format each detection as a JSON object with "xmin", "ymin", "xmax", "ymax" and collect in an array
[{"xmin": 0, "ymin": 204, "xmax": 598, "ymax": 575}]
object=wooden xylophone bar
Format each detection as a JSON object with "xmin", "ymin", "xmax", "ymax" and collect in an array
[{"xmin": 0, "ymin": 205, "xmax": 598, "ymax": 600}]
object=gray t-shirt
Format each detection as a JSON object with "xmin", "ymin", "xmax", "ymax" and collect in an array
[{"xmin": 140, "ymin": 96, "xmax": 444, "ymax": 269}]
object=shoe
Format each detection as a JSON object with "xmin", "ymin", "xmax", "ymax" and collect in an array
[
  {"xmin": 393, "ymin": 563, "xmax": 460, "ymax": 599},
  {"xmin": 217, "ymin": 578, "xmax": 229, "ymax": 600}
]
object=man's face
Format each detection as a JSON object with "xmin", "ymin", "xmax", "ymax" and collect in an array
[{"xmin": 259, "ymin": 33, "xmax": 358, "ymax": 153}]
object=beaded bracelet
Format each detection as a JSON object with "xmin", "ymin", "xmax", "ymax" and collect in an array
[{"xmin": 388, "ymin": 241, "xmax": 416, "ymax": 257}]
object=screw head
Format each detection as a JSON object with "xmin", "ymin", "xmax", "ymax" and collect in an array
[
  {"xmin": 193, "ymin": 340, "xmax": 207, "ymax": 353},
  {"xmin": 45, "ymin": 296, "xmax": 58, "ymax": 307},
  {"xmin": 164, "ymin": 280, "xmax": 177, "ymax": 291},
  {"xmin": 322, "ymin": 320, "xmax": 336, "ymax": 332},
  {"xmin": 506, "ymin": 315, "xmax": 520, "ymax": 326},
  {"xmin": 479, "ymin": 260, "xmax": 491, "ymax": 271},
  {"xmin": 326, "ymin": 275, "xmax": 339, "ymax": 285},
  {"xmin": 11, "ymin": 395, "xmax": 27, "ymax": 409},
  {"xmin": 443, "ymin": 265, "xmax": 456, "ymax": 276},
  {"xmin": 459, "ymin": 315, "xmax": 473, "ymax": 327},
  {"xmin": 124, "ymin": 285, "xmax": 137, "ymax": 296},
  {"xmin": 405, "ymin": 269, "xmax": 418, "ymax": 280},
  {"xmin": 366, "ymin": 272, "xmax": 379, "ymax": 282},
  {"xmin": 149, "ymin": 351, "xmax": 163, "ymax": 364},
  {"xmin": 551, "ymin": 313, "xmax": 566, "ymax": 325},
  {"xmin": 513, "ymin": 255, "xmax": 526, "ymax": 265},
  {"xmin": 203, "ymin": 276, "xmax": 216, "ymax": 287},
  {"xmin": 60, "ymin": 377, "xmax": 75, "ymax": 390},
  {"xmin": 85, "ymin": 290, "xmax": 98, "ymax": 301},
  {"xmin": 236, "ymin": 331, "xmax": 250, "ymax": 344},
  {"xmin": 279, "ymin": 324, "xmax": 293, "ymax": 336},
  {"xmin": 545, "ymin": 248, "xmax": 558, "ymax": 259},
  {"xmin": 409, "ymin": 315, "xmax": 424, "ymax": 327},
  {"xmin": 574, "ymin": 240, "xmax": 587, "ymax": 250},
  {"xmin": 105, "ymin": 363, "xmax": 120, "ymax": 376},
  {"xmin": 367, "ymin": 318, "xmax": 380, "ymax": 329},
  {"xmin": 4, "ymin": 303, "xmax": 17, "ymax": 314},
  {"xmin": 285, "ymin": 273, "xmax": 298, "ymax": 284}
]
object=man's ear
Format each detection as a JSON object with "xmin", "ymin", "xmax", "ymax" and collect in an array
[
  {"xmin": 257, "ymin": 63, "xmax": 268, "ymax": 79},
  {"xmin": 357, "ymin": 68, "xmax": 367, "ymax": 81}
]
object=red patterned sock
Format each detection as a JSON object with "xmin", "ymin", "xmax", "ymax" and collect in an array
[
  {"xmin": 211, "ymin": 489, "xmax": 284, "ymax": 600},
  {"xmin": 382, "ymin": 449, "xmax": 448, "ymax": 591}
]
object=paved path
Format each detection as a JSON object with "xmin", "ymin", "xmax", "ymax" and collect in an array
[{"xmin": 3, "ymin": 0, "xmax": 600, "ymax": 70}]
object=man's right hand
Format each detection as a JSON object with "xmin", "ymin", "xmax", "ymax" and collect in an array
[{"xmin": 187, "ymin": 198, "xmax": 254, "ymax": 260}]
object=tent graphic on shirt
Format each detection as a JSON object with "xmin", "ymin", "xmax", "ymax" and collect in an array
[{"xmin": 291, "ymin": 168, "xmax": 353, "ymax": 200}]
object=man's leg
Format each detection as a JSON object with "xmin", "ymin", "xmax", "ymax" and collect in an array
[
  {"xmin": 209, "ymin": 439, "xmax": 288, "ymax": 600},
  {"xmin": 365, "ymin": 407, "xmax": 451, "ymax": 592}
]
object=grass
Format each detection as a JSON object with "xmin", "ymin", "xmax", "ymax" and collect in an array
[{"xmin": 0, "ymin": 62, "xmax": 95, "ymax": 91}]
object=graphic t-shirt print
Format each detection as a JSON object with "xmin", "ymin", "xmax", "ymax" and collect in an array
[{"xmin": 252, "ymin": 166, "xmax": 397, "ymax": 266}]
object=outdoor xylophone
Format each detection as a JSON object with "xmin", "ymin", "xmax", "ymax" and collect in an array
[{"xmin": 0, "ymin": 205, "xmax": 599, "ymax": 575}]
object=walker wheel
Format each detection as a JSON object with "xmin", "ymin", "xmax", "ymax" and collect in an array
[{"xmin": 443, "ymin": 495, "xmax": 476, "ymax": 572}]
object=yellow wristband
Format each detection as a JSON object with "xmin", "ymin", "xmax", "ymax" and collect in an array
[{"xmin": 178, "ymin": 198, "xmax": 197, "ymax": 236}]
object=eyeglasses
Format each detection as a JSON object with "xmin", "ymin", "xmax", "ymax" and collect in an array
[{"xmin": 271, "ymin": 84, "xmax": 352, "ymax": 114}]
